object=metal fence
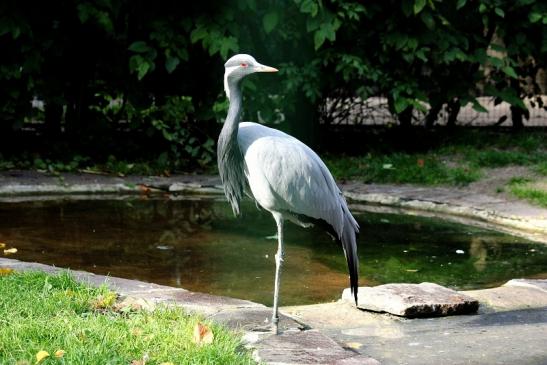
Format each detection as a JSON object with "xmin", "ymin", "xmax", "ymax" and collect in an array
[{"xmin": 324, "ymin": 95, "xmax": 547, "ymax": 127}]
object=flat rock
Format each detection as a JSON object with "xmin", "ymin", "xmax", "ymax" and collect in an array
[
  {"xmin": 334, "ymin": 356, "xmax": 381, "ymax": 365},
  {"xmin": 254, "ymin": 329, "xmax": 376, "ymax": 365},
  {"xmin": 343, "ymin": 283, "xmax": 479, "ymax": 317},
  {"xmin": 504, "ymin": 278, "xmax": 547, "ymax": 292},
  {"xmin": 464, "ymin": 285, "xmax": 547, "ymax": 312},
  {"xmin": 210, "ymin": 307, "xmax": 305, "ymax": 332}
]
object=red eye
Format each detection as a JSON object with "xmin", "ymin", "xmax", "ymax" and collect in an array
[{"xmin": 240, "ymin": 63, "xmax": 248, "ymax": 67}]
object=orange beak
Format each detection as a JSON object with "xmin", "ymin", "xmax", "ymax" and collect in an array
[{"xmin": 256, "ymin": 64, "xmax": 278, "ymax": 73}]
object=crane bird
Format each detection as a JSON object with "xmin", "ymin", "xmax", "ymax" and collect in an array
[{"xmin": 218, "ymin": 54, "xmax": 359, "ymax": 334}]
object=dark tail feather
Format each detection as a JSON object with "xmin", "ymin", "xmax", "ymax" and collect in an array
[{"xmin": 340, "ymin": 214, "xmax": 359, "ymax": 304}]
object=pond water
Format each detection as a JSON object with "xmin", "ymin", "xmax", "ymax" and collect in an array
[{"xmin": 1, "ymin": 197, "xmax": 546, "ymax": 306}]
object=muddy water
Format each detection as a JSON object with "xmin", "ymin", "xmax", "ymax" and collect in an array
[{"xmin": 1, "ymin": 197, "xmax": 546, "ymax": 305}]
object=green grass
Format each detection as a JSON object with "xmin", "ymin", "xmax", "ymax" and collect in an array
[
  {"xmin": 534, "ymin": 162, "xmax": 547, "ymax": 176},
  {"xmin": 0, "ymin": 271, "xmax": 255, "ymax": 365},
  {"xmin": 326, "ymin": 153, "xmax": 481, "ymax": 186},
  {"xmin": 455, "ymin": 149, "xmax": 547, "ymax": 168},
  {"xmin": 325, "ymin": 130, "xmax": 546, "ymax": 187},
  {"xmin": 508, "ymin": 179, "xmax": 547, "ymax": 208}
]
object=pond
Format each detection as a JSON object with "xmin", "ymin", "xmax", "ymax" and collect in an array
[{"xmin": 1, "ymin": 197, "xmax": 546, "ymax": 306}]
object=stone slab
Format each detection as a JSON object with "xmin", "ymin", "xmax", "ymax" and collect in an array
[
  {"xmin": 282, "ymin": 301, "xmax": 398, "ymax": 332},
  {"xmin": 504, "ymin": 278, "xmax": 547, "ymax": 293},
  {"xmin": 254, "ymin": 329, "xmax": 370, "ymax": 365},
  {"xmin": 334, "ymin": 356, "xmax": 381, "ymax": 365},
  {"xmin": 464, "ymin": 285, "xmax": 547, "ymax": 312},
  {"xmin": 343, "ymin": 283, "xmax": 479, "ymax": 317},
  {"xmin": 210, "ymin": 307, "xmax": 305, "ymax": 332},
  {"xmin": 332, "ymin": 307, "xmax": 547, "ymax": 365}
]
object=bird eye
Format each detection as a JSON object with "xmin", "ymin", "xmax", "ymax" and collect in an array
[{"xmin": 240, "ymin": 63, "xmax": 248, "ymax": 67}]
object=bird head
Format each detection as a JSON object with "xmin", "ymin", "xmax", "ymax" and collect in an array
[{"xmin": 224, "ymin": 54, "xmax": 278, "ymax": 100}]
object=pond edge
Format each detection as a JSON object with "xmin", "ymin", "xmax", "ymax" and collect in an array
[{"xmin": 0, "ymin": 171, "xmax": 546, "ymax": 243}]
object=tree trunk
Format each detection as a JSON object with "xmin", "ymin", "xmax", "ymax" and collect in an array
[
  {"xmin": 44, "ymin": 101, "xmax": 63, "ymax": 138},
  {"xmin": 446, "ymin": 99, "xmax": 461, "ymax": 128},
  {"xmin": 510, "ymin": 105, "xmax": 525, "ymax": 129},
  {"xmin": 509, "ymin": 78, "xmax": 527, "ymax": 130},
  {"xmin": 398, "ymin": 106, "xmax": 413, "ymax": 128},
  {"xmin": 425, "ymin": 103, "xmax": 442, "ymax": 128}
]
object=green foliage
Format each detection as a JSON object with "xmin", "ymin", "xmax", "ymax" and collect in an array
[{"xmin": 0, "ymin": 0, "xmax": 545, "ymax": 163}]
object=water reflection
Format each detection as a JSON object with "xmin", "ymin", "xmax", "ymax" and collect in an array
[{"xmin": 0, "ymin": 198, "xmax": 546, "ymax": 305}]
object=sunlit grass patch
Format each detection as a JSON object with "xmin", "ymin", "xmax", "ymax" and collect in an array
[
  {"xmin": 326, "ymin": 153, "xmax": 480, "ymax": 186},
  {"xmin": 463, "ymin": 149, "xmax": 547, "ymax": 168},
  {"xmin": 0, "ymin": 271, "xmax": 255, "ymax": 365},
  {"xmin": 535, "ymin": 162, "xmax": 547, "ymax": 176},
  {"xmin": 508, "ymin": 178, "xmax": 547, "ymax": 208}
]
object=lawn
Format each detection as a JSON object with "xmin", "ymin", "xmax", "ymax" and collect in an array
[{"xmin": 0, "ymin": 270, "xmax": 256, "ymax": 365}]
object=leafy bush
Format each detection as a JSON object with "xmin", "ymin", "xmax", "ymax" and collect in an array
[{"xmin": 0, "ymin": 0, "xmax": 545, "ymax": 164}]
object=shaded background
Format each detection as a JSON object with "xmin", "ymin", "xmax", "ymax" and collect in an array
[{"xmin": 0, "ymin": 0, "xmax": 545, "ymax": 171}]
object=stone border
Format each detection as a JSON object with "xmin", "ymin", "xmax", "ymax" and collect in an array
[
  {"xmin": 0, "ymin": 171, "xmax": 546, "ymax": 243},
  {"xmin": 0, "ymin": 257, "xmax": 378, "ymax": 365}
]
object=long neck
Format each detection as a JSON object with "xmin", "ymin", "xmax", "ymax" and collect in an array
[
  {"xmin": 217, "ymin": 77, "xmax": 246, "ymax": 216},
  {"xmin": 221, "ymin": 79, "xmax": 243, "ymax": 141}
]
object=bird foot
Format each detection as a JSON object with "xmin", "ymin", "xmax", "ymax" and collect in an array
[{"xmin": 271, "ymin": 316, "xmax": 280, "ymax": 335}]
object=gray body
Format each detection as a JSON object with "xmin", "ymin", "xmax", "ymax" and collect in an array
[{"xmin": 218, "ymin": 54, "xmax": 359, "ymax": 334}]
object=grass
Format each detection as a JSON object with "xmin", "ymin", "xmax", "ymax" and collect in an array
[
  {"xmin": 325, "ymin": 153, "xmax": 480, "ymax": 186},
  {"xmin": 0, "ymin": 271, "xmax": 256, "ymax": 365},
  {"xmin": 508, "ymin": 178, "xmax": 547, "ymax": 208},
  {"xmin": 325, "ymin": 130, "xmax": 546, "ymax": 188}
]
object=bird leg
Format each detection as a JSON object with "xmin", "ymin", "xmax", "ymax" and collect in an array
[{"xmin": 272, "ymin": 214, "xmax": 284, "ymax": 335}]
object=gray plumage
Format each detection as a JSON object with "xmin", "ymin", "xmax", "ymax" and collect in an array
[{"xmin": 217, "ymin": 54, "xmax": 359, "ymax": 334}]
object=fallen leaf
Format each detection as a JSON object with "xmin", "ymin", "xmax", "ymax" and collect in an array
[
  {"xmin": 35, "ymin": 350, "xmax": 49, "ymax": 364},
  {"xmin": 0, "ymin": 268, "xmax": 14, "ymax": 276},
  {"xmin": 138, "ymin": 184, "xmax": 151, "ymax": 195},
  {"xmin": 345, "ymin": 342, "xmax": 363, "ymax": 349},
  {"xmin": 193, "ymin": 322, "xmax": 214, "ymax": 345},
  {"xmin": 3, "ymin": 248, "xmax": 17, "ymax": 255},
  {"xmin": 64, "ymin": 289, "xmax": 75, "ymax": 297},
  {"xmin": 114, "ymin": 297, "xmax": 155, "ymax": 313},
  {"xmin": 417, "ymin": 158, "xmax": 425, "ymax": 168},
  {"xmin": 91, "ymin": 292, "xmax": 118, "ymax": 310},
  {"xmin": 0, "ymin": 242, "xmax": 5, "ymax": 249},
  {"xmin": 54, "ymin": 349, "xmax": 65, "ymax": 358},
  {"xmin": 405, "ymin": 269, "xmax": 419, "ymax": 272}
]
